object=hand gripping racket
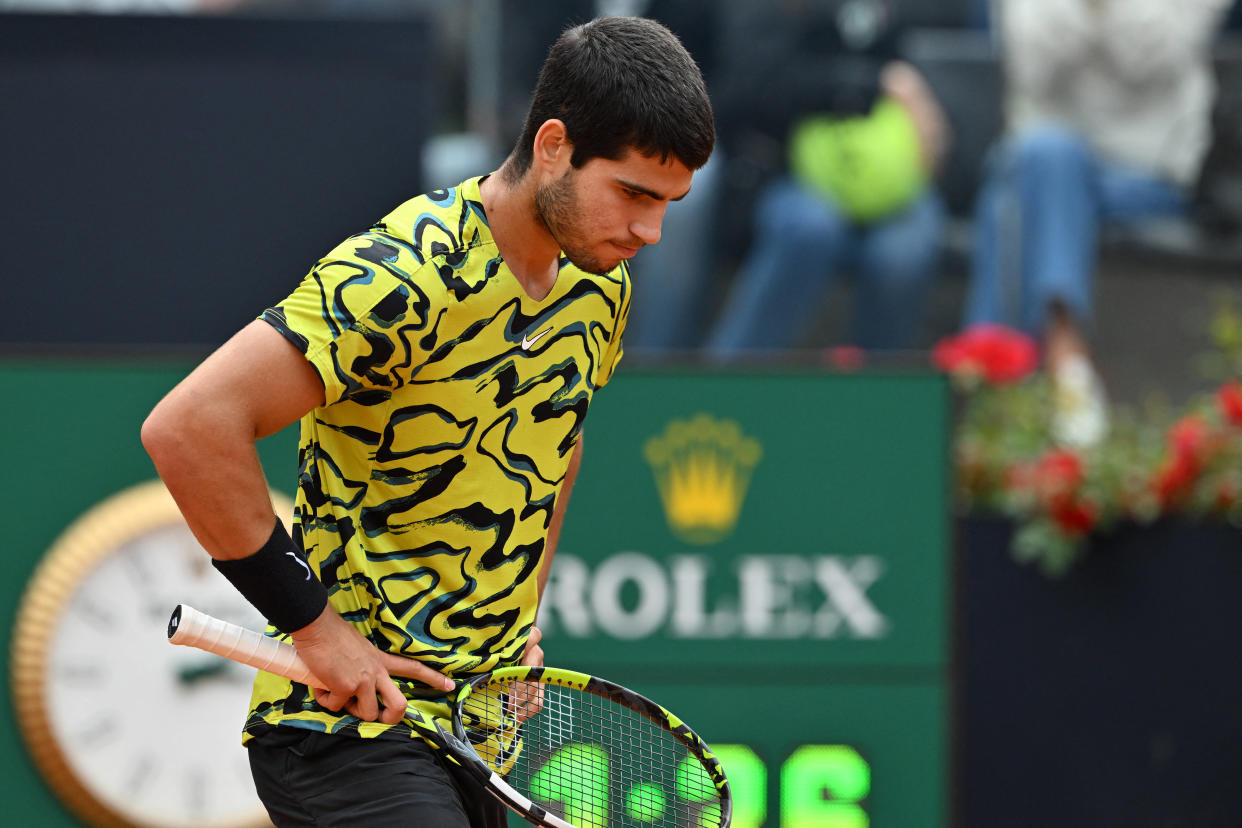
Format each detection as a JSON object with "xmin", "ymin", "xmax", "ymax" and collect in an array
[{"xmin": 167, "ymin": 604, "xmax": 732, "ymax": 828}]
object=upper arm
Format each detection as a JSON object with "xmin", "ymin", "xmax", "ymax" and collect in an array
[{"xmin": 146, "ymin": 319, "xmax": 325, "ymax": 445}]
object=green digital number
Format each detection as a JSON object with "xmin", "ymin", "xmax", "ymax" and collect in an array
[
  {"xmin": 781, "ymin": 745, "xmax": 870, "ymax": 828},
  {"xmin": 529, "ymin": 743, "xmax": 609, "ymax": 828},
  {"xmin": 525, "ymin": 741, "xmax": 869, "ymax": 828},
  {"xmin": 710, "ymin": 745, "xmax": 766, "ymax": 828},
  {"xmin": 671, "ymin": 753, "xmax": 727, "ymax": 827}
]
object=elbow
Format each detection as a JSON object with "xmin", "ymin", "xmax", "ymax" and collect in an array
[
  {"xmin": 141, "ymin": 398, "xmax": 192, "ymax": 472},
  {"xmin": 140, "ymin": 404, "xmax": 173, "ymax": 468}
]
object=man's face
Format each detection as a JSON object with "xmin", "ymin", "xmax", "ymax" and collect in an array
[{"xmin": 535, "ymin": 148, "xmax": 695, "ymax": 275}]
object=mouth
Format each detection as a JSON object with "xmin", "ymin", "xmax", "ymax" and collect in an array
[{"xmin": 612, "ymin": 243, "xmax": 641, "ymax": 258}]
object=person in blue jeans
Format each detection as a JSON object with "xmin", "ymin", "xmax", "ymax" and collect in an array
[
  {"xmin": 962, "ymin": 0, "xmax": 1229, "ymax": 447},
  {"xmin": 705, "ymin": 0, "xmax": 950, "ymax": 356},
  {"xmin": 708, "ymin": 169, "xmax": 945, "ymax": 354},
  {"xmin": 965, "ymin": 124, "xmax": 1191, "ymax": 348}
]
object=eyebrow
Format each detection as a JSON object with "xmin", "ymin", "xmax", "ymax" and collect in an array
[{"xmin": 617, "ymin": 179, "xmax": 692, "ymax": 202}]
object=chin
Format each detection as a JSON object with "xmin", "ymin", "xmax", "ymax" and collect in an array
[{"xmin": 566, "ymin": 254, "xmax": 617, "ymax": 275}]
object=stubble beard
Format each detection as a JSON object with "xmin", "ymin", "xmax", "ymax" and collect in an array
[{"xmin": 534, "ymin": 171, "xmax": 614, "ymax": 275}]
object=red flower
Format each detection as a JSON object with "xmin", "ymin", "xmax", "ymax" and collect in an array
[
  {"xmin": 1153, "ymin": 457, "xmax": 1196, "ymax": 506},
  {"xmin": 1218, "ymin": 381, "xmax": 1242, "ymax": 427},
  {"xmin": 1006, "ymin": 448, "xmax": 1096, "ymax": 535},
  {"xmin": 1008, "ymin": 448, "xmax": 1085, "ymax": 503},
  {"xmin": 931, "ymin": 324, "xmax": 1040, "ymax": 385},
  {"xmin": 1169, "ymin": 414, "xmax": 1216, "ymax": 468},
  {"xmin": 1151, "ymin": 415, "xmax": 1216, "ymax": 506},
  {"xmin": 1033, "ymin": 448, "xmax": 1085, "ymax": 496},
  {"xmin": 1050, "ymin": 497, "xmax": 1097, "ymax": 536}
]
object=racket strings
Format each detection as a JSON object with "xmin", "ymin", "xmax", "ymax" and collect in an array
[{"xmin": 463, "ymin": 679, "xmax": 723, "ymax": 827}]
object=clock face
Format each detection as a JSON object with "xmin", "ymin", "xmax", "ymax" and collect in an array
[{"xmin": 12, "ymin": 481, "xmax": 289, "ymax": 828}]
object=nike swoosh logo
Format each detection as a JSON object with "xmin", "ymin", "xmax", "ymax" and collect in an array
[
  {"xmin": 285, "ymin": 551, "xmax": 313, "ymax": 581},
  {"xmin": 521, "ymin": 327, "xmax": 552, "ymax": 350}
]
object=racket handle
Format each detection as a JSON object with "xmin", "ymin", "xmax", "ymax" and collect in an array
[{"xmin": 167, "ymin": 604, "xmax": 323, "ymax": 688}]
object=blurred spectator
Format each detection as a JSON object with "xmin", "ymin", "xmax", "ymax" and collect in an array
[
  {"xmin": 963, "ymin": 0, "xmax": 1230, "ymax": 447},
  {"xmin": 705, "ymin": 0, "xmax": 951, "ymax": 357}
]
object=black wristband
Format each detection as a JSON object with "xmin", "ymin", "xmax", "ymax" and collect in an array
[{"xmin": 212, "ymin": 516, "xmax": 329, "ymax": 634}]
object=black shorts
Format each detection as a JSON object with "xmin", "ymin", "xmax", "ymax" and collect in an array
[{"xmin": 247, "ymin": 726, "xmax": 507, "ymax": 828}]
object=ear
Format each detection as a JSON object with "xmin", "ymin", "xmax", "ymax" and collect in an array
[{"xmin": 531, "ymin": 119, "xmax": 572, "ymax": 175}]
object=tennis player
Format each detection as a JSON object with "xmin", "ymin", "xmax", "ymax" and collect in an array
[{"xmin": 141, "ymin": 15, "xmax": 714, "ymax": 828}]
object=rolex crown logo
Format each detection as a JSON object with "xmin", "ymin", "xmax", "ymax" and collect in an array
[{"xmin": 643, "ymin": 413, "xmax": 762, "ymax": 545}]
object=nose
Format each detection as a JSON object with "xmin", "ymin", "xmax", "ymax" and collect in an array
[{"xmin": 630, "ymin": 205, "xmax": 666, "ymax": 246}]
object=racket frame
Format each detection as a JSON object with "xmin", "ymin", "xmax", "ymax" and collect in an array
[
  {"xmin": 451, "ymin": 666, "xmax": 733, "ymax": 828},
  {"xmin": 167, "ymin": 604, "xmax": 731, "ymax": 827}
]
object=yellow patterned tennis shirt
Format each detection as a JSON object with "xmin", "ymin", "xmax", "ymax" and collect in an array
[{"xmin": 243, "ymin": 175, "xmax": 629, "ymax": 741}]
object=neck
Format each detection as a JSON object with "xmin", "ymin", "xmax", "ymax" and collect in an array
[{"xmin": 479, "ymin": 162, "xmax": 561, "ymax": 300}]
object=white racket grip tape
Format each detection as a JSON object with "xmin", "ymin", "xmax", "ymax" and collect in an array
[{"xmin": 167, "ymin": 604, "xmax": 324, "ymax": 688}]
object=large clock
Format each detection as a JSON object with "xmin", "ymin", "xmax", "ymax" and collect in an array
[{"xmin": 11, "ymin": 479, "xmax": 292, "ymax": 828}]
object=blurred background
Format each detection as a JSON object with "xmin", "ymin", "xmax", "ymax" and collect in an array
[{"xmin": 3, "ymin": 1, "xmax": 1242, "ymax": 826}]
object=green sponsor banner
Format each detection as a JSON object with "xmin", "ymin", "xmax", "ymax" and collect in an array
[
  {"xmin": 547, "ymin": 370, "xmax": 952, "ymax": 671},
  {"xmin": 1, "ymin": 359, "xmax": 950, "ymax": 828},
  {"xmin": 542, "ymin": 369, "xmax": 952, "ymax": 828}
]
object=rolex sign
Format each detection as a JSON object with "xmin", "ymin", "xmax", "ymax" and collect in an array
[
  {"xmin": 545, "ymin": 371, "xmax": 950, "ymax": 670},
  {"xmin": 547, "ymin": 369, "xmax": 952, "ymax": 828}
]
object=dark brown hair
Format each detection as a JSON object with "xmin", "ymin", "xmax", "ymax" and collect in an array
[{"xmin": 507, "ymin": 16, "xmax": 715, "ymax": 178}]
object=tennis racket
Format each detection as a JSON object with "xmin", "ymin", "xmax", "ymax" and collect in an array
[{"xmin": 167, "ymin": 604, "xmax": 731, "ymax": 828}]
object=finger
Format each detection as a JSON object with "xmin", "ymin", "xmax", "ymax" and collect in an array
[
  {"xmin": 315, "ymin": 687, "xmax": 352, "ymax": 713},
  {"xmin": 514, "ymin": 683, "xmax": 545, "ymax": 723},
  {"xmin": 522, "ymin": 626, "xmax": 544, "ymax": 666},
  {"xmin": 377, "ymin": 677, "xmax": 409, "ymax": 725},
  {"xmin": 519, "ymin": 688, "xmax": 544, "ymax": 715},
  {"xmin": 381, "ymin": 652, "xmax": 455, "ymax": 692},
  {"xmin": 522, "ymin": 642, "xmax": 544, "ymax": 667},
  {"xmin": 351, "ymin": 683, "xmax": 380, "ymax": 722}
]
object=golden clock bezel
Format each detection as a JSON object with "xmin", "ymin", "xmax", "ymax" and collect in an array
[{"xmin": 10, "ymin": 478, "xmax": 292, "ymax": 828}]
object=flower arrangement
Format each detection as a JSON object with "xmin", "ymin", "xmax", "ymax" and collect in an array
[{"xmin": 932, "ymin": 303, "xmax": 1242, "ymax": 575}]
